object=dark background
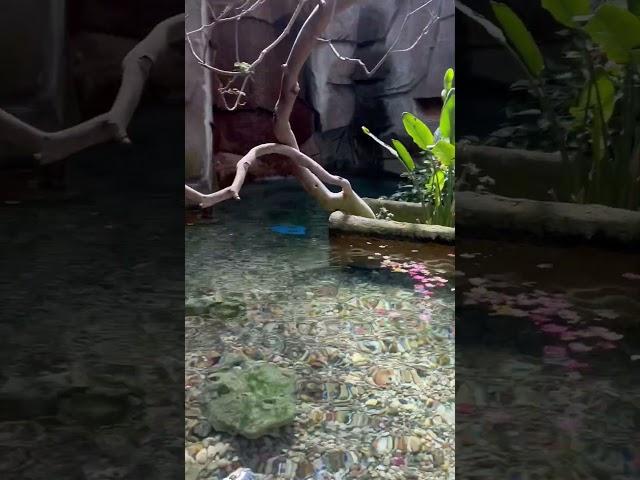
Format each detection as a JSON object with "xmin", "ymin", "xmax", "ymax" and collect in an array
[
  {"xmin": 455, "ymin": 1, "xmax": 640, "ymax": 479},
  {"xmin": 0, "ymin": 2, "xmax": 184, "ymax": 478}
]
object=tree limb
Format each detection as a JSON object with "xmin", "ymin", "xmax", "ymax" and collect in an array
[
  {"xmin": 185, "ymin": 143, "xmax": 374, "ymax": 217},
  {"xmin": 0, "ymin": 14, "xmax": 184, "ymax": 165}
]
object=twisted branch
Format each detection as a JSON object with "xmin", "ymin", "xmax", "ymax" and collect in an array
[
  {"xmin": 185, "ymin": 143, "xmax": 374, "ymax": 218},
  {"xmin": 0, "ymin": 14, "xmax": 184, "ymax": 165}
]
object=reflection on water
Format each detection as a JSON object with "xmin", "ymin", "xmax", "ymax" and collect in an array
[
  {"xmin": 185, "ymin": 180, "xmax": 455, "ymax": 480},
  {"xmin": 456, "ymin": 239, "xmax": 640, "ymax": 479}
]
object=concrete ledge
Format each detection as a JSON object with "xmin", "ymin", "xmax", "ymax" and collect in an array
[
  {"xmin": 328, "ymin": 211, "xmax": 455, "ymax": 244},
  {"xmin": 457, "ymin": 192, "xmax": 640, "ymax": 247}
]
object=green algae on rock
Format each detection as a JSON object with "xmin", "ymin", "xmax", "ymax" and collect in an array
[
  {"xmin": 201, "ymin": 356, "xmax": 296, "ymax": 439},
  {"xmin": 185, "ymin": 294, "xmax": 246, "ymax": 319}
]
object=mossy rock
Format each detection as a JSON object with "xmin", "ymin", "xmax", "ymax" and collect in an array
[
  {"xmin": 201, "ymin": 357, "xmax": 296, "ymax": 439},
  {"xmin": 185, "ymin": 294, "xmax": 246, "ymax": 319}
]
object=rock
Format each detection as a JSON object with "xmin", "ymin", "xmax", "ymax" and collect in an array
[
  {"xmin": 201, "ymin": 357, "xmax": 296, "ymax": 439},
  {"xmin": 223, "ymin": 467, "xmax": 255, "ymax": 480},
  {"xmin": 192, "ymin": 420, "xmax": 212, "ymax": 439},
  {"xmin": 196, "ymin": 448, "xmax": 208, "ymax": 465},
  {"xmin": 207, "ymin": 442, "xmax": 231, "ymax": 459},
  {"xmin": 185, "ymin": 294, "xmax": 246, "ymax": 318},
  {"xmin": 186, "ymin": 463, "xmax": 203, "ymax": 480},
  {"xmin": 371, "ymin": 368, "xmax": 395, "ymax": 388},
  {"xmin": 351, "ymin": 352, "xmax": 369, "ymax": 366}
]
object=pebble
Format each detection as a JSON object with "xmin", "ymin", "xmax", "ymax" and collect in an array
[
  {"xmin": 433, "ymin": 449, "xmax": 445, "ymax": 467},
  {"xmin": 196, "ymin": 448, "xmax": 208, "ymax": 464},
  {"xmin": 192, "ymin": 420, "xmax": 212, "ymax": 438},
  {"xmin": 185, "ymin": 263, "xmax": 455, "ymax": 478}
]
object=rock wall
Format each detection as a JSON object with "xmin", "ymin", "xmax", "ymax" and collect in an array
[{"xmin": 205, "ymin": 0, "xmax": 454, "ymax": 187}]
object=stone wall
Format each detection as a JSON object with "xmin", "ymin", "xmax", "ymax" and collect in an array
[{"xmin": 204, "ymin": 0, "xmax": 454, "ymax": 187}]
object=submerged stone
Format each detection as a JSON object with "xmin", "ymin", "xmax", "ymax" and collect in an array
[
  {"xmin": 185, "ymin": 294, "xmax": 246, "ymax": 318},
  {"xmin": 201, "ymin": 357, "xmax": 296, "ymax": 439}
]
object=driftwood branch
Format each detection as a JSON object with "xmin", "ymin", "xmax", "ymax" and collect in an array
[
  {"xmin": 269, "ymin": 0, "xmax": 374, "ymax": 218},
  {"xmin": 187, "ymin": 0, "xmax": 376, "ymax": 218},
  {"xmin": 185, "ymin": 143, "xmax": 374, "ymax": 217},
  {"xmin": 0, "ymin": 14, "xmax": 184, "ymax": 165}
]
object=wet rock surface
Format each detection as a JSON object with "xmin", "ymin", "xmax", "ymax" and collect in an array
[{"xmin": 201, "ymin": 356, "xmax": 296, "ymax": 439}]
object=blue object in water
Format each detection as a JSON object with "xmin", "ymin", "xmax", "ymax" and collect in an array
[{"xmin": 270, "ymin": 225, "xmax": 306, "ymax": 236}]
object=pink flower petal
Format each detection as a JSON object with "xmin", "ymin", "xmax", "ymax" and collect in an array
[
  {"xmin": 541, "ymin": 324, "xmax": 568, "ymax": 334},
  {"xmin": 568, "ymin": 342, "xmax": 592, "ymax": 353},
  {"xmin": 622, "ymin": 272, "xmax": 640, "ymax": 280}
]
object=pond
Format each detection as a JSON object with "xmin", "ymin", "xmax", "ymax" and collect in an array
[
  {"xmin": 456, "ymin": 239, "xmax": 640, "ymax": 479},
  {"xmin": 185, "ymin": 179, "xmax": 455, "ymax": 480}
]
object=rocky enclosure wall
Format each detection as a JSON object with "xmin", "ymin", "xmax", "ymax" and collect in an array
[{"xmin": 200, "ymin": 0, "xmax": 454, "ymax": 189}]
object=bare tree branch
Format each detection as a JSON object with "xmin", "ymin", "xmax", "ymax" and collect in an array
[
  {"xmin": 186, "ymin": 0, "xmax": 310, "ymax": 110},
  {"xmin": 318, "ymin": 0, "xmax": 440, "ymax": 77},
  {"xmin": 185, "ymin": 143, "xmax": 374, "ymax": 218},
  {"xmin": 0, "ymin": 14, "xmax": 184, "ymax": 164},
  {"xmin": 187, "ymin": 0, "xmax": 377, "ymax": 218}
]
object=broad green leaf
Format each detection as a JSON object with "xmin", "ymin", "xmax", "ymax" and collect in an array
[
  {"xmin": 440, "ymin": 90, "xmax": 455, "ymax": 143},
  {"xmin": 443, "ymin": 68, "xmax": 455, "ymax": 92},
  {"xmin": 456, "ymin": 2, "xmax": 506, "ymax": 44},
  {"xmin": 542, "ymin": 0, "xmax": 590, "ymax": 28},
  {"xmin": 402, "ymin": 112, "xmax": 434, "ymax": 150},
  {"xmin": 391, "ymin": 139, "xmax": 415, "ymax": 172},
  {"xmin": 431, "ymin": 140, "xmax": 455, "ymax": 168},
  {"xmin": 361, "ymin": 126, "xmax": 398, "ymax": 158},
  {"xmin": 629, "ymin": 0, "xmax": 640, "ymax": 17},
  {"xmin": 569, "ymin": 70, "xmax": 617, "ymax": 125},
  {"xmin": 584, "ymin": 5, "xmax": 640, "ymax": 63},
  {"xmin": 491, "ymin": 2, "xmax": 545, "ymax": 77}
]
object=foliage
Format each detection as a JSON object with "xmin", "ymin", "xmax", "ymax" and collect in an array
[
  {"xmin": 459, "ymin": 1, "xmax": 640, "ymax": 209},
  {"xmin": 362, "ymin": 69, "xmax": 456, "ymax": 227}
]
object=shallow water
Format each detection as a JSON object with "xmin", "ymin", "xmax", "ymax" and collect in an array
[
  {"xmin": 456, "ymin": 239, "xmax": 640, "ymax": 479},
  {"xmin": 185, "ymin": 180, "xmax": 455, "ymax": 480}
]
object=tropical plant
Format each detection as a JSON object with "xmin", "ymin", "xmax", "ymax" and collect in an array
[
  {"xmin": 362, "ymin": 68, "xmax": 456, "ymax": 227},
  {"xmin": 458, "ymin": 1, "xmax": 640, "ymax": 209}
]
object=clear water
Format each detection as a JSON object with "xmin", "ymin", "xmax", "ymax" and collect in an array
[
  {"xmin": 456, "ymin": 239, "xmax": 640, "ymax": 479},
  {"xmin": 185, "ymin": 179, "xmax": 455, "ymax": 480}
]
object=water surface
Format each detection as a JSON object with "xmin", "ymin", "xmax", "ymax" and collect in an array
[{"xmin": 185, "ymin": 179, "xmax": 455, "ymax": 480}]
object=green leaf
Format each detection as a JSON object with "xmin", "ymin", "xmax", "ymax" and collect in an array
[
  {"xmin": 629, "ymin": 0, "xmax": 640, "ymax": 17},
  {"xmin": 391, "ymin": 139, "xmax": 415, "ymax": 172},
  {"xmin": 402, "ymin": 112, "xmax": 434, "ymax": 150},
  {"xmin": 542, "ymin": 0, "xmax": 590, "ymax": 28},
  {"xmin": 443, "ymin": 68, "xmax": 455, "ymax": 92},
  {"xmin": 427, "ymin": 170, "xmax": 446, "ymax": 206},
  {"xmin": 584, "ymin": 5, "xmax": 640, "ymax": 63},
  {"xmin": 456, "ymin": 2, "xmax": 506, "ymax": 45},
  {"xmin": 569, "ymin": 70, "xmax": 617, "ymax": 125},
  {"xmin": 234, "ymin": 61, "xmax": 252, "ymax": 73},
  {"xmin": 431, "ymin": 140, "xmax": 455, "ymax": 168},
  {"xmin": 361, "ymin": 126, "xmax": 398, "ymax": 158},
  {"xmin": 490, "ymin": 2, "xmax": 545, "ymax": 77},
  {"xmin": 440, "ymin": 89, "xmax": 455, "ymax": 143}
]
